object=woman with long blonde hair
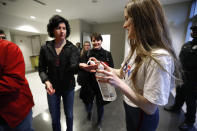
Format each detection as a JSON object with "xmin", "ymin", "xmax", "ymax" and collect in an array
[
  {"xmin": 93, "ymin": 0, "xmax": 181, "ymax": 130},
  {"xmin": 80, "ymin": 41, "xmax": 91, "ymax": 57}
]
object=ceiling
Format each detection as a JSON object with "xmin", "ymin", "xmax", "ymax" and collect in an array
[{"xmin": 0, "ymin": 0, "xmax": 192, "ymax": 25}]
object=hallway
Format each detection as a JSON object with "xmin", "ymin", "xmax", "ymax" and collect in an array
[{"xmin": 26, "ymin": 72, "xmax": 197, "ymax": 131}]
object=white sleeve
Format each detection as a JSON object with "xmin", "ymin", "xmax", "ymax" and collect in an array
[{"xmin": 143, "ymin": 55, "xmax": 174, "ymax": 106}]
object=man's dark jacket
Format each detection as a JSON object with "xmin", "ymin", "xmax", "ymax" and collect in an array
[{"xmin": 179, "ymin": 38, "xmax": 197, "ymax": 89}]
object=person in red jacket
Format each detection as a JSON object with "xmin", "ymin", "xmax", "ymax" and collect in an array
[{"xmin": 0, "ymin": 36, "xmax": 34, "ymax": 131}]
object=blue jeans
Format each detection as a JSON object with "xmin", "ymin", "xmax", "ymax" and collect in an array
[
  {"xmin": 124, "ymin": 102, "xmax": 159, "ymax": 131},
  {"xmin": 47, "ymin": 90, "xmax": 74, "ymax": 131},
  {"xmin": 0, "ymin": 109, "xmax": 34, "ymax": 131}
]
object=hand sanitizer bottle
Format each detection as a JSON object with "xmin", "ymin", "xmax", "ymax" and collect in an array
[{"xmin": 96, "ymin": 62, "xmax": 117, "ymax": 101}]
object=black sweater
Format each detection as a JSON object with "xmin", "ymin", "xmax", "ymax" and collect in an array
[{"xmin": 38, "ymin": 40, "xmax": 80, "ymax": 92}]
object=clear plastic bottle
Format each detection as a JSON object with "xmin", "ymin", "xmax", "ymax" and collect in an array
[{"xmin": 88, "ymin": 60, "xmax": 117, "ymax": 101}]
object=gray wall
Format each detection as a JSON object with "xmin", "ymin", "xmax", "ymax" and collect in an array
[
  {"xmin": 68, "ymin": 19, "xmax": 81, "ymax": 45},
  {"xmin": 93, "ymin": 22, "xmax": 125, "ymax": 68},
  {"xmin": 163, "ymin": 1, "xmax": 191, "ymax": 55},
  {"xmin": 92, "ymin": 1, "xmax": 192, "ymax": 68},
  {"xmin": 0, "ymin": 1, "xmax": 192, "ymax": 71},
  {"xmin": 13, "ymin": 35, "xmax": 34, "ymax": 72}
]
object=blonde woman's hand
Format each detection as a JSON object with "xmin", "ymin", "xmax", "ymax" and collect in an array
[
  {"xmin": 45, "ymin": 80, "xmax": 55, "ymax": 95},
  {"xmin": 96, "ymin": 62, "xmax": 123, "ymax": 88}
]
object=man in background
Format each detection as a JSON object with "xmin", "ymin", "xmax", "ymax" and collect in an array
[{"xmin": 164, "ymin": 25, "xmax": 197, "ymax": 130}]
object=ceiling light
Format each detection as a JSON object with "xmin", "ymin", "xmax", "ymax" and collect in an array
[
  {"xmin": 56, "ymin": 9, "xmax": 62, "ymax": 13},
  {"xmin": 16, "ymin": 25, "xmax": 39, "ymax": 33},
  {"xmin": 30, "ymin": 16, "xmax": 36, "ymax": 19}
]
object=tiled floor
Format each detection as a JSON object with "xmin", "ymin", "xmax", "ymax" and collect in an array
[
  {"xmin": 26, "ymin": 72, "xmax": 81, "ymax": 117},
  {"xmin": 32, "ymin": 91, "xmax": 197, "ymax": 131},
  {"xmin": 26, "ymin": 72, "xmax": 197, "ymax": 131}
]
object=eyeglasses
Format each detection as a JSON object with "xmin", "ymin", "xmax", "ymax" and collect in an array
[{"xmin": 84, "ymin": 45, "xmax": 90, "ymax": 46}]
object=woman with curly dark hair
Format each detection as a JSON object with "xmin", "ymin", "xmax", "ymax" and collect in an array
[{"xmin": 38, "ymin": 15, "xmax": 79, "ymax": 131}]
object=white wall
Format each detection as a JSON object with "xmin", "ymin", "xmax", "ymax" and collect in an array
[
  {"xmin": 68, "ymin": 19, "xmax": 93, "ymax": 46},
  {"xmin": 123, "ymin": 1, "xmax": 191, "ymax": 58},
  {"xmin": 81, "ymin": 20, "xmax": 93, "ymax": 47},
  {"xmin": 0, "ymin": 12, "xmax": 47, "ymax": 34},
  {"xmin": 40, "ymin": 34, "xmax": 50, "ymax": 45},
  {"xmin": 102, "ymin": 34, "xmax": 111, "ymax": 51},
  {"xmin": 82, "ymin": 32, "xmax": 91, "ymax": 44},
  {"xmin": 80, "ymin": 20, "xmax": 93, "ymax": 34},
  {"xmin": 31, "ymin": 35, "xmax": 41, "ymax": 56},
  {"xmin": 13, "ymin": 35, "xmax": 34, "ymax": 72},
  {"xmin": 0, "ymin": 15, "xmax": 84, "ymax": 46},
  {"xmin": 68, "ymin": 19, "xmax": 81, "ymax": 45},
  {"xmin": 93, "ymin": 22, "xmax": 125, "ymax": 68},
  {"xmin": 163, "ymin": 1, "xmax": 191, "ymax": 55},
  {"xmin": 9, "ymin": 34, "xmax": 51, "ymax": 73},
  {"xmin": 0, "ymin": 15, "xmax": 84, "ymax": 73},
  {"xmin": 0, "ymin": 12, "xmax": 84, "ymax": 45},
  {"xmin": 1, "ymin": 1, "xmax": 191, "ymax": 70}
]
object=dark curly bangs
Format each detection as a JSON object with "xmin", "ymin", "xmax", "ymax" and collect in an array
[{"xmin": 47, "ymin": 15, "xmax": 71, "ymax": 38}]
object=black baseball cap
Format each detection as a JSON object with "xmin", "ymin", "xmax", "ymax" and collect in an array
[{"xmin": 190, "ymin": 24, "xmax": 197, "ymax": 30}]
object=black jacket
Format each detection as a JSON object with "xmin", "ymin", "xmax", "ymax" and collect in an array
[
  {"xmin": 78, "ymin": 48, "xmax": 114, "ymax": 105},
  {"xmin": 38, "ymin": 40, "xmax": 80, "ymax": 93},
  {"xmin": 77, "ymin": 48, "xmax": 114, "ymax": 85},
  {"xmin": 179, "ymin": 38, "xmax": 197, "ymax": 87}
]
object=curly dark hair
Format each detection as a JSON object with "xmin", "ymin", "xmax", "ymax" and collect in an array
[
  {"xmin": 90, "ymin": 33, "xmax": 103, "ymax": 42},
  {"xmin": 47, "ymin": 15, "xmax": 71, "ymax": 38}
]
